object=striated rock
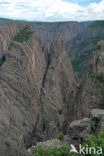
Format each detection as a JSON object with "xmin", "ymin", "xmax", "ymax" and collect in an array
[
  {"xmin": 31, "ymin": 21, "xmax": 104, "ymax": 77},
  {"xmin": 33, "ymin": 34, "xmax": 77, "ymax": 141},
  {"xmin": 64, "ymin": 40, "xmax": 104, "ymax": 132},
  {"xmin": 0, "ymin": 23, "xmax": 48, "ymax": 155},
  {"xmin": 0, "ymin": 21, "xmax": 104, "ymax": 155},
  {"xmin": 76, "ymin": 40, "xmax": 104, "ymax": 119},
  {"xmin": 0, "ymin": 23, "xmax": 77, "ymax": 155},
  {"xmin": 1, "ymin": 20, "xmax": 104, "ymax": 77},
  {"xmin": 31, "ymin": 22, "xmax": 85, "ymax": 50}
]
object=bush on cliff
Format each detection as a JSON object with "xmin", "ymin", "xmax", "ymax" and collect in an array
[
  {"xmin": 33, "ymin": 132, "xmax": 104, "ymax": 156},
  {"xmin": 13, "ymin": 25, "xmax": 33, "ymax": 43}
]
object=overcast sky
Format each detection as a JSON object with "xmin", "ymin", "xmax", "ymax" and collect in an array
[{"xmin": 0, "ymin": 0, "xmax": 103, "ymax": 21}]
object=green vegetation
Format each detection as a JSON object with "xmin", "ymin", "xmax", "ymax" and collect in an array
[
  {"xmin": 33, "ymin": 132, "xmax": 104, "ymax": 156},
  {"xmin": 8, "ymin": 41, "xmax": 16, "ymax": 50},
  {"xmin": 72, "ymin": 50, "xmax": 92, "ymax": 78},
  {"xmin": 8, "ymin": 25, "xmax": 33, "ymax": 50},
  {"xmin": 70, "ymin": 33, "xmax": 104, "ymax": 78},
  {"xmin": 0, "ymin": 18, "xmax": 41, "ymax": 24},
  {"xmin": 34, "ymin": 145, "xmax": 73, "ymax": 156},
  {"xmin": 12, "ymin": 25, "xmax": 33, "ymax": 43},
  {"xmin": 57, "ymin": 133, "xmax": 64, "ymax": 141},
  {"xmin": 81, "ymin": 132, "xmax": 104, "ymax": 156},
  {"xmin": 89, "ymin": 20, "xmax": 104, "ymax": 29},
  {"xmin": 0, "ymin": 18, "xmax": 57, "ymax": 24}
]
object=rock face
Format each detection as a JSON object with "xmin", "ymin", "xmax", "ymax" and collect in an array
[
  {"xmin": 76, "ymin": 40, "xmax": 104, "ymax": 119},
  {"xmin": 31, "ymin": 21, "xmax": 104, "ymax": 78},
  {"xmin": 0, "ymin": 23, "xmax": 48, "ymax": 155},
  {"xmin": 69, "ymin": 109, "xmax": 104, "ymax": 145},
  {"xmin": 1, "ymin": 19, "xmax": 104, "ymax": 77},
  {"xmin": 0, "ymin": 21, "xmax": 104, "ymax": 156},
  {"xmin": 28, "ymin": 109, "xmax": 104, "ymax": 155},
  {"xmin": 33, "ymin": 34, "xmax": 77, "ymax": 142},
  {"xmin": 69, "ymin": 21, "xmax": 104, "ymax": 77},
  {"xmin": 31, "ymin": 22, "xmax": 85, "ymax": 50},
  {"xmin": 0, "ymin": 23, "xmax": 77, "ymax": 155},
  {"xmin": 64, "ymin": 40, "xmax": 104, "ymax": 132}
]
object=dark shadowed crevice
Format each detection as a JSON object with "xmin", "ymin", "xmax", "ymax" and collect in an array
[
  {"xmin": 42, "ymin": 52, "xmax": 51, "ymax": 88},
  {"xmin": 0, "ymin": 54, "xmax": 6, "ymax": 67}
]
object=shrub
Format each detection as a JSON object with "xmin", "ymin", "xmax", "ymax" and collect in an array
[
  {"xmin": 33, "ymin": 132, "xmax": 104, "ymax": 156},
  {"xmin": 57, "ymin": 132, "xmax": 64, "ymax": 141},
  {"xmin": 34, "ymin": 145, "xmax": 73, "ymax": 156},
  {"xmin": 81, "ymin": 132, "xmax": 104, "ymax": 156},
  {"xmin": 8, "ymin": 41, "xmax": 16, "ymax": 50}
]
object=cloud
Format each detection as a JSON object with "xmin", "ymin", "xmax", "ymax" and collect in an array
[{"xmin": 0, "ymin": 0, "xmax": 103, "ymax": 21}]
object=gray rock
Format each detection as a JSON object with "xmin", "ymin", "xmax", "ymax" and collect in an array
[{"xmin": 69, "ymin": 109, "xmax": 104, "ymax": 145}]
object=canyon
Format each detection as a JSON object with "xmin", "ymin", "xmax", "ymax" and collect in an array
[{"xmin": 0, "ymin": 20, "xmax": 104, "ymax": 155}]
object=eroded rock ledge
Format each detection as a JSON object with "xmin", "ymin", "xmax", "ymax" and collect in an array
[{"xmin": 28, "ymin": 109, "xmax": 104, "ymax": 155}]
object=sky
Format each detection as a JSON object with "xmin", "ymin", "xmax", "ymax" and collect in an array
[{"xmin": 0, "ymin": 0, "xmax": 103, "ymax": 21}]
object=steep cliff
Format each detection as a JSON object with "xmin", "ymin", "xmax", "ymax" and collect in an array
[
  {"xmin": 28, "ymin": 20, "xmax": 104, "ymax": 78},
  {"xmin": 1, "ymin": 19, "xmax": 104, "ymax": 78},
  {"xmin": 34, "ymin": 34, "xmax": 77, "ymax": 142},
  {"xmin": 31, "ymin": 22, "xmax": 85, "ymax": 50},
  {"xmin": 0, "ymin": 23, "xmax": 77, "ymax": 155},
  {"xmin": 68, "ymin": 40, "xmax": 104, "ymax": 125},
  {"xmin": 0, "ymin": 23, "xmax": 48, "ymax": 155},
  {"xmin": 70, "ymin": 20, "xmax": 104, "ymax": 77}
]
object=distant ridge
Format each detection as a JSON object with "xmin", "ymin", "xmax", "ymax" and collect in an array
[
  {"xmin": 0, "ymin": 18, "xmax": 94, "ymax": 26},
  {"xmin": 80, "ymin": 21, "xmax": 94, "ymax": 27}
]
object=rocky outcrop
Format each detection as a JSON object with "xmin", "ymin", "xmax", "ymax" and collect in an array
[
  {"xmin": 69, "ymin": 109, "xmax": 104, "ymax": 145},
  {"xmin": 28, "ymin": 135, "xmax": 70, "ymax": 155},
  {"xmin": 28, "ymin": 109, "xmax": 104, "ymax": 155}
]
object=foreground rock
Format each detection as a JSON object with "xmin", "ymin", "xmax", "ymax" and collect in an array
[
  {"xmin": 69, "ymin": 109, "xmax": 104, "ymax": 145},
  {"xmin": 28, "ymin": 135, "xmax": 70, "ymax": 155},
  {"xmin": 28, "ymin": 109, "xmax": 104, "ymax": 155}
]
